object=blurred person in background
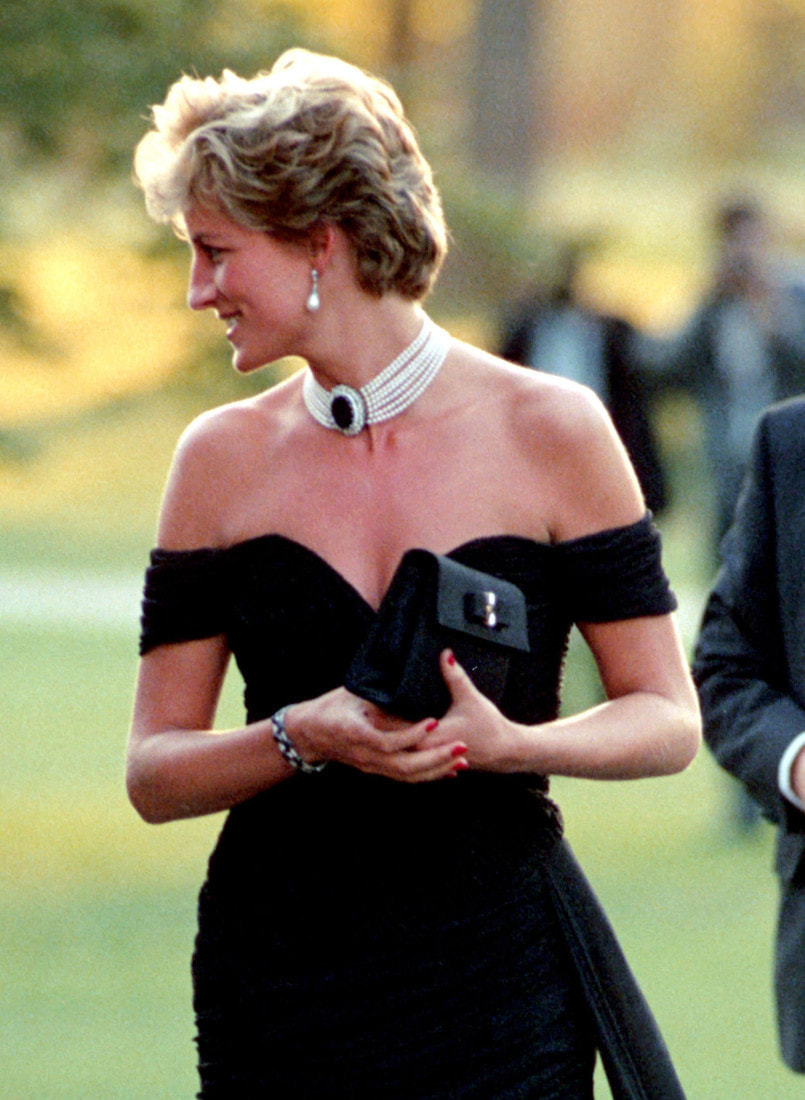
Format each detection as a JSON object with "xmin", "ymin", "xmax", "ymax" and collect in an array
[
  {"xmin": 664, "ymin": 194, "xmax": 805, "ymax": 554},
  {"xmin": 127, "ymin": 48, "xmax": 699, "ymax": 1099},
  {"xmin": 500, "ymin": 238, "xmax": 668, "ymax": 517},
  {"xmin": 694, "ymin": 396, "xmax": 805, "ymax": 1074}
]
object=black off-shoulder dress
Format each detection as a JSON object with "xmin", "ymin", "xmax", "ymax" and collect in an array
[{"xmin": 139, "ymin": 515, "xmax": 676, "ymax": 1100}]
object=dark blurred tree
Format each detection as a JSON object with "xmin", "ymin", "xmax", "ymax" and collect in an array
[
  {"xmin": 0, "ymin": 0, "xmax": 304, "ymax": 178},
  {"xmin": 429, "ymin": 0, "xmax": 548, "ymax": 322},
  {"xmin": 470, "ymin": 0, "xmax": 543, "ymax": 193}
]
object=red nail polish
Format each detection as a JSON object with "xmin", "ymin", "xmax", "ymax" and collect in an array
[
  {"xmin": 447, "ymin": 651, "xmax": 456, "ymax": 666},
  {"xmin": 425, "ymin": 720, "xmax": 439, "ymax": 732},
  {"xmin": 452, "ymin": 760, "xmax": 469, "ymax": 773},
  {"xmin": 451, "ymin": 744, "xmax": 467, "ymax": 758}
]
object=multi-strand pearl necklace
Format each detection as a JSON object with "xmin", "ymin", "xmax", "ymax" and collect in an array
[{"xmin": 302, "ymin": 314, "xmax": 451, "ymax": 435}]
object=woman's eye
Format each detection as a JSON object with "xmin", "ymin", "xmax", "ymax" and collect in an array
[{"xmin": 198, "ymin": 243, "xmax": 225, "ymax": 263}]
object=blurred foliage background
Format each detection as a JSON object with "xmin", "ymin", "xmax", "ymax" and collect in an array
[
  {"xmin": 2, "ymin": 2, "xmax": 805, "ymax": 1097},
  {"xmin": 3, "ymin": 0, "xmax": 805, "ymax": 439}
]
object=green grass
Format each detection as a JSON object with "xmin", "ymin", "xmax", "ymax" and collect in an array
[
  {"xmin": 1, "ymin": 885, "xmax": 198, "ymax": 1099},
  {"xmin": 555, "ymin": 768, "xmax": 788, "ymax": 1098},
  {"xmin": 2, "ymin": 402, "xmax": 801, "ymax": 1097},
  {"xmin": 0, "ymin": 618, "xmax": 222, "ymax": 1099}
]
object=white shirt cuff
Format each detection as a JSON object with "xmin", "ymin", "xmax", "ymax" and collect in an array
[{"xmin": 778, "ymin": 731, "xmax": 805, "ymax": 811}]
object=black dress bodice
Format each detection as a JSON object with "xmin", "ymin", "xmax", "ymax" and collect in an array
[{"xmin": 141, "ymin": 515, "xmax": 674, "ymax": 724}]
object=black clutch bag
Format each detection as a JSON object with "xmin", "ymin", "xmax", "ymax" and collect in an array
[{"xmin": 345, "ymin": 549, "xmax": 530, "ymax": 721}]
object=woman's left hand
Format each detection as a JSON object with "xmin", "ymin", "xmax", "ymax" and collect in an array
[{"xmin": 429, "ymin": 650, "xmax": 524, "ymax": 773}]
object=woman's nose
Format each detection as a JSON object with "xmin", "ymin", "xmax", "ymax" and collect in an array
[{"xmin": 187, "ymin": 262, "xmax": 216, "ymax": 311}]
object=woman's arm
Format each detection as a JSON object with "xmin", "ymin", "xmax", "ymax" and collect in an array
[
  {"xmin": 128, "ymin": 564, "xmax": 468, "ymax": 824},
  {"xmin": 128, "ymin": 642, "xmax": 468, "ymax": 824},
  {"xmin": 438, "ymin": 371, "xmax": 701, "ymax": 779},
  {"xmin": 436, "ymin": 613, "xmax": 700, "ymax": 781},
  {"xmin": 127, "ymin": 410, "xmax": 291, "ymax": 822},
  {"xmin": 128, "ymin": 636, "xmax": 284, "ymax": 823}
]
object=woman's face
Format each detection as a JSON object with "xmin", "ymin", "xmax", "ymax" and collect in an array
[{"xmin": 184, "ymin": 203, "xmax": 310, "ymax": 373}]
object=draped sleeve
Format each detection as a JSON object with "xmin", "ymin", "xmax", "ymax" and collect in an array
[
  {"xmin": 139, "ymin": 547, "xmax": 228, "ymax": 655},
  {"xmin": 558, "ymin": 513, "xmax": 677, "ymax": 624}
]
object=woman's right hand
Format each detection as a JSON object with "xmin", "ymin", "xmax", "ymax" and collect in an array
[{"xmin": 283, "ymin": 688, "xmax": 468, "ymax": 783}]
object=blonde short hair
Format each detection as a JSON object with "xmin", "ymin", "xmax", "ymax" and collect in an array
[{"xmin": 134, "ymin": 48, "xmax": 447, "ymax": 300}]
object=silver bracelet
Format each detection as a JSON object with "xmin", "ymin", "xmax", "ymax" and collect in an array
[{"xmin": 270, "ymin": 706, "xmax": 327, "ymax": 774}]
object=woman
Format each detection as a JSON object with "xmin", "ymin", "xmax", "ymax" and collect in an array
[{"xmin": 129, "ymin": 48, "xmax": 700, "ymax": 1099}]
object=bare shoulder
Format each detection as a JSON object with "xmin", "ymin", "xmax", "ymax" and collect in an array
[
  {"xmin": 175, "ymin": 396, "xmax": 258, "ymax": 461},
  {"xmin": 450, "ymin": 342, "xmax": 645, "ymax": 538},
  {"xmin": 451, "ymin": 340, "xmax": 612, "ymax": 440},
  {"xmin": 156, "ymin": 375, "xmax": 301, "ymax": 549},
  {"xmin": 182, "ymin": 369, "xmax": 300, "ymax": 443}
]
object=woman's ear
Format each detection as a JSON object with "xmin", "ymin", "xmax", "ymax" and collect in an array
[{"xmin": 307, "ymin": 222, "xmax": 336, "ymax": 270}]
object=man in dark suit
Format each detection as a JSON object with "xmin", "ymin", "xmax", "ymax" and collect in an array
[
  {"xmin": 668, "ymin": 196, "xmax": 805, "ymax": 549},
  {"xmin": 500, "ymin": 240, "xmax": 668, "ymax": 516},
  {"xmin": 694, "ymin": 395, "xmax": 805, "ymax": 1072}
]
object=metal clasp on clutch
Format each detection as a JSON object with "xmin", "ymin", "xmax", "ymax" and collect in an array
[{"xmin": 465, "ymin": 590, "xmax": 506, "ymax": 631}]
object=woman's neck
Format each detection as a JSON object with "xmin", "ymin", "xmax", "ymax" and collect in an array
[{"xmin": 304, "ymin": 296, "xmax": 425, "ymax": 392}]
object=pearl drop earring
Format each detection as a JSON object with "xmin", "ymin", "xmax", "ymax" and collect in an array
[{"xmin": 306, "ymin": 269, "xmax": 320, "ymax": 313}]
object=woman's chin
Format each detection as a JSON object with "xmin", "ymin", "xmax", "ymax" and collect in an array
[{"xmin": 231, "ymin": 351, "xmax": 270, "ymax": 375}]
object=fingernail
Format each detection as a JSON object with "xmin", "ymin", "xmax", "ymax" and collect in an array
[
  {"xmin": 451, "ymin": 744, "xmax": 467, "ymax": 757},
  {"xmin": 452, "ymin": 760, "xmax": 469, "ymax": 773},
  {"xmin": 446, "ymin": 651, "xmax": 456, "ymax": 666},
  {"xmin": 425, "ymin": 720, "xmax": 439, "ymax": 732}
]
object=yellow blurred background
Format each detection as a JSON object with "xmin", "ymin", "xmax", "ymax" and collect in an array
[{"xmin": 3, "ymin": 0, "xmax": 805, "ymax": 426}]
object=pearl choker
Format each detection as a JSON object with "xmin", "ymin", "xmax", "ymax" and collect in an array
[{"xmin": 302, "ymin": 314, "xmax": 451, "ymax": 435}]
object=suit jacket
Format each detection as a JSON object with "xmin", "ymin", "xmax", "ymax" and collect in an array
[
  {"xmin": 693, "ymin": 396, "xmax": 805, "ymax": 1071},
  {"xmin": 500, "ymin": 300, "xmax": 668, "ymax": 515}
]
